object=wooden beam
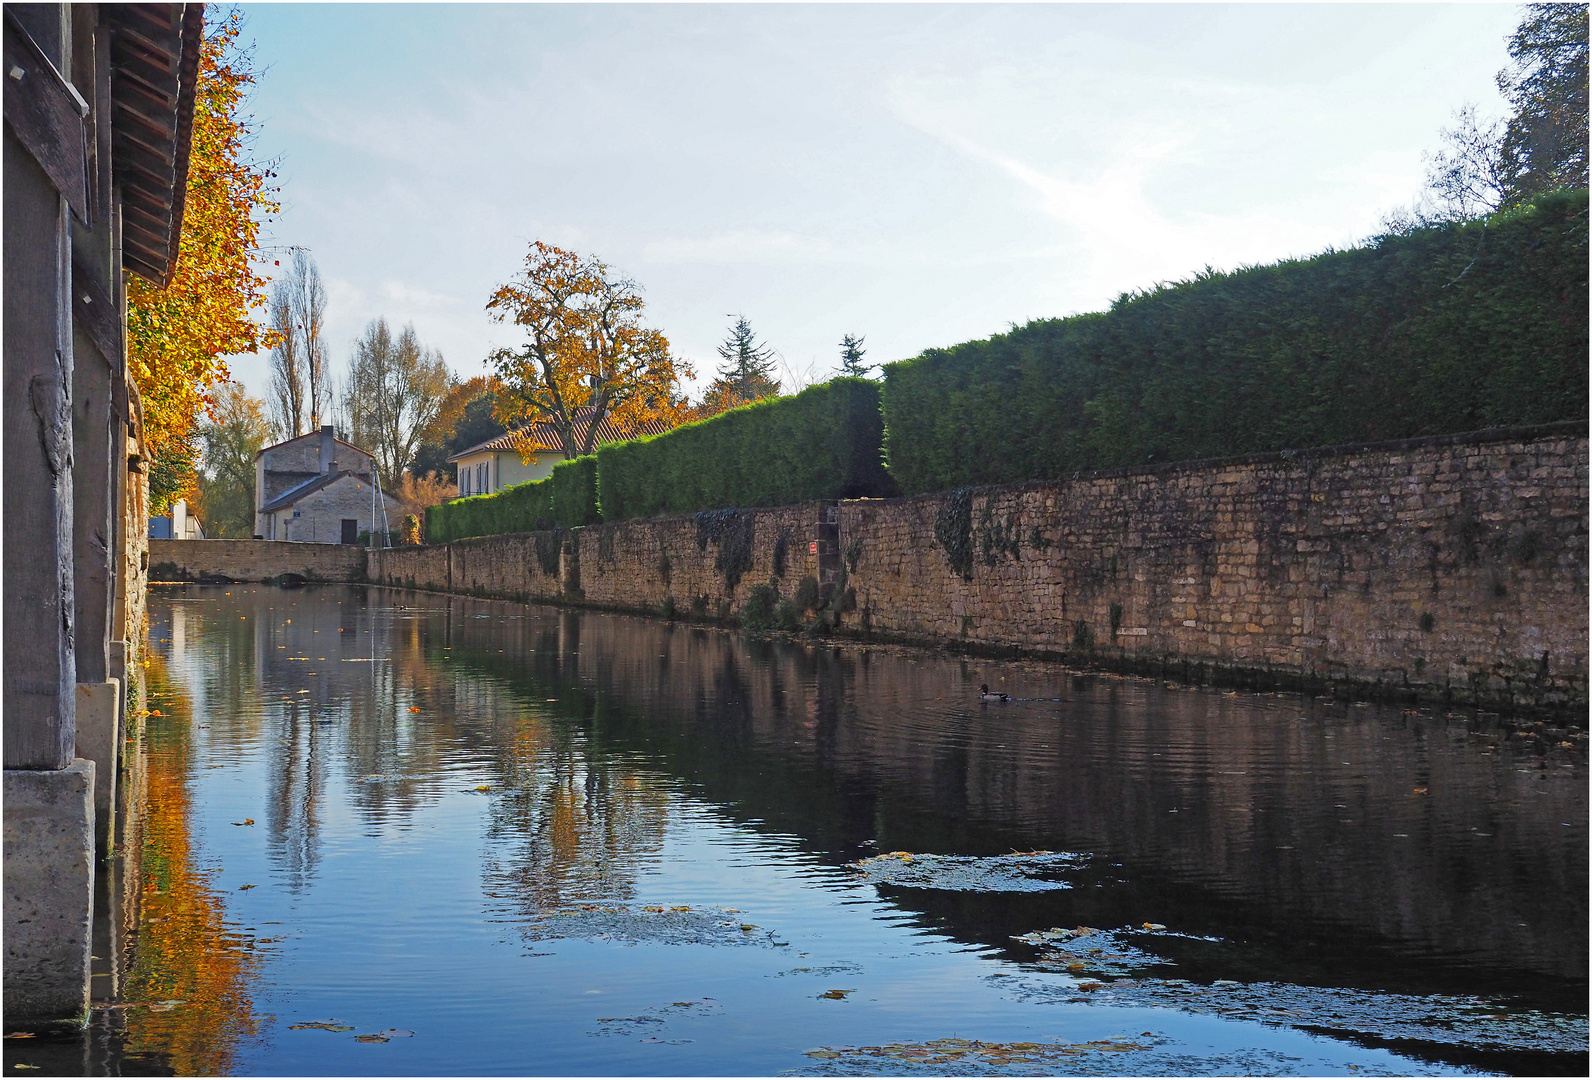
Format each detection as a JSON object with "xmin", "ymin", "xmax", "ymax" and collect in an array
[{"xmin": 2, "ymin": 11, "xmax": 89, "ymax": 220}]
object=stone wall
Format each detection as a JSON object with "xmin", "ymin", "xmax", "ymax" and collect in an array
[
  {"xmin": 148, "ymin": 539, "xmax": 366, "ymax": 584},
  {"xmin": 837, "ymin": 425, "xmax": 1587, "ymax": 711},
  {"xmin": 369, "ymin": 425, "xmax": 1587, "ymax": 712}
]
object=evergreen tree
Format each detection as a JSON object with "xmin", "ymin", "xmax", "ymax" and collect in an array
[
  {"xmin": 701, "ymin": 315, "xmax": 780, "ymax": 414},
  {"xmin": 838, "ymin": 333, "xmax": 872, "ymax": 377}
]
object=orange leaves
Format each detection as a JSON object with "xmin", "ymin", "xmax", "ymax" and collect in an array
[
  {"xmin": 486, "ymin": 242, "xmax": 692, "ymax": 460},
  {"xmin": 128, "ymin": 10, "xmax": 277, "ymax": 505}
]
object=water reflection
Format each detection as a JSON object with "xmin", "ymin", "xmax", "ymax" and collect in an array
[
  {"xmin": 120, "ymin": 646, "xmax": 266, "ymax": 1075},
  {"xmin": 8, "ymin": 584, "xmax": 1581, "ymax": 1077}
]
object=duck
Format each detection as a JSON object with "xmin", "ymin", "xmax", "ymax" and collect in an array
[{"xmin": 979, "ymin": 684, "xmax": 1009, "ymax": 702}]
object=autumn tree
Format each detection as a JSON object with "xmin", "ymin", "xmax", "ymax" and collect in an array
[
  {"xmin": 127, "ymin": 9, "xmax": 278, "ymax": 512},
  {"xmin": 411, "ymin": 375, "xmax": 504, "ymax": 482},
  {"xmin": 196, "ymin": 381, "xmax": 273, "ymax": 536},
  {"xmin": 486, "ymin": 242, "xmax": 692, "ymax": 460},
  {"xmin": 343, "ymin": 318, "xmax": 452, "ymax": 483}
]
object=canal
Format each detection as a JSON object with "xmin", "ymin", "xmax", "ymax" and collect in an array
[{"xmin": 5, "ymin": 584, "xmax": 1586, "ymax": 1076}]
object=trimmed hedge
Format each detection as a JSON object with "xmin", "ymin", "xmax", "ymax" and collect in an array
[
  {"xmin": 425, "ymin": 454, "xmax": 599, "ymax": 544},
  {"xmin": 597, "ymin": 378, "xmax": 896, "ymax": 521},
  {"xmin": 881, "ymin": 189, "xmax": 1590, "ymax": 494}
]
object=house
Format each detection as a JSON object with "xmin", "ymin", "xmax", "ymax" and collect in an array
[
  {"xmin": 5, "ymin": 1, "xmax": 205, "ymax": 1024},
  {"xmin": 449, "ymin": 409, "xmax": 672, "ymax": 498},
  {"xmin": 255, "ymin": 426, "xmax": 403, "ymax": 543},
  {"xmin": 149, "ymin": 498, "xmax": 204, "ymax": 540}
]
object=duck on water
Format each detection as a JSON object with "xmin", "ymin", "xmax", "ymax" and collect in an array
[{"xmin": 979, "ymin": 684, "xmax": 1009, "ymax": 702}]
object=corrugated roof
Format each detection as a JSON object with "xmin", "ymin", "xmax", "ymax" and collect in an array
[{"xmin": 449, "ymin": 409, "xmax": 673, "ymax": 463}]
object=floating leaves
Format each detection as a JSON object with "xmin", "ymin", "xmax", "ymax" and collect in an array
[
  {"xmin": 818, "ymin": 989, "xmax": 852, "ymax": 1000},
  {"xmin": 590, "ymin": 997, "xmax": 722, "ymax": 1038},
  {"xmin": 353, "ymin": 1030, "xmax": 413, "ymax": 1043},
  {"xmin": 799, "ymin": 1036, "xmax": 1153, "ymax": 1072},
  {"xmin": 847, "ymin": 850, "xmax": 1085, "ymax": 892},
  {"xmin": 288, "ymin": 1019, "xmax": 355, "ymax": 1032},
  {"xmin": 507, "ymin": 904, "xmax": 777, "ymax": 948}
]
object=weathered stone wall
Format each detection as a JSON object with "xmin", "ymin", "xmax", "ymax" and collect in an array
[
  {"xmin": 575, "ymin": 503, "xmax": 821, "ymax": 618},
  {"xmin": 368, "ymin": 425, "xmax": 1587, "ymax": 712},
  {"xmin": 837, "ymin": 425, "xmax": 1587, "ymax": 711},
  {"xmin": 148, "ymin": 539, "xmax": 366, "ymax": 584}
]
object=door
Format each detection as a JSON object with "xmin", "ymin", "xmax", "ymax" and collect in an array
[{"xmin": 341, "ymin": 518, "xmax": 359, "ymax": 545}]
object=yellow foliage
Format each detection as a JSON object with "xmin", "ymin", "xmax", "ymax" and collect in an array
[
  {"xmin": 486, "ymin": 242, "xmax": 692, "ymax": 459},
  {"xmin": 128, "ymin": 10, "xmax": 277, "ymax": 505}
]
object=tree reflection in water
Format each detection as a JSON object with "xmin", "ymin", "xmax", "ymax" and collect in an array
[{"xmin": 121, "ymin": 645, "xmax": 264, "ymax": 1075}]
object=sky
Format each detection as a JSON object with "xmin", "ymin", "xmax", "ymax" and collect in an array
[{"xmin": 227, "ymin": 2, "xmax": 1521, "ymax": 403}]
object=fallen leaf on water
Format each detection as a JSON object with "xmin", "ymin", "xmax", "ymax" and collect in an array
[
  {"xmin": 409, "ymin": 707, "xmax": 421, "ymax": 713},
  {"xmin": 819, "ymin": 989, "xmax": 852, "ymax": 999},
  {"xmin": 474, "ymin": 785, "xmax": 491, "ymax": 793},
  {"xmin": 805, "ymin": 1050, "xmax": 842, "ymax": 1059},
  {"xmin": 14, "ymin": 1064, "xmax": 41, "ymax": 1069},
  {"xmin": 740, "ymin": 924, "xmax": 758, "ymax": 932},
  {"xmin": 1141, "ymin": 922, "xmax": 1167, "ymax": 931},
  {"xmin": 1077, "ymin": 982, "xmax": 1104, "ymax": 992},
  {"xmin": 231, "ymin": 819, "xmax": 254, "ymax": 826},
  {"xmin": 354, "ymin": 1034, "xmax": 388, "ymax": 1043},
  {"xmin": 238, "ymin": 884, "xmax": 256, "ymax": 891},
  {"xmin": 1413, "ymin": 787, "xmax": 1428, "ymax": 795},
  {"xmin": 3, "ymin": 1033, "xmax": 36, "ymax": 1039}
]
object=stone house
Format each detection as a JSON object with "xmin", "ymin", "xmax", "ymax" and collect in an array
[
  {"xmin": 255, "ymin": 426, "xmax": 403, "ymax": 543},
  {"xmin": 450, "ymin": 408, "xmax": 671, "ymax": 498}
]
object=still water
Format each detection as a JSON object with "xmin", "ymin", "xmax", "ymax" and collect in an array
[{"xmin": 7, "ymin": 585, "xmax": 1586, "ymax": 1076}]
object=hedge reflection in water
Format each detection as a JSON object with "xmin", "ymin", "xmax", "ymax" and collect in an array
[{"xmin": 45, "ymin": 584, "xmax": 1584, "ymax": 1076}]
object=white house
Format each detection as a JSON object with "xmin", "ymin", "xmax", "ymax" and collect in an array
[
  {"xmin": 148, "ymin": 498, "xmax": 204, "ymax": 540},
  {"xmin": 255, "ymin": 426, "xmax": 403, "ymax": 543},
  {"xmin": 449, "ymin": 409, "xmax": 671, "ymax": 498}
]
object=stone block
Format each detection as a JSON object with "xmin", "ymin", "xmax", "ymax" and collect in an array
[
  {"xmin": 74, "ymin": 680, "xmax": 120, "ymax": 856},
  {"xmin": 3, "ymin": 760, "xmax": 95, "ymax": 1026}
]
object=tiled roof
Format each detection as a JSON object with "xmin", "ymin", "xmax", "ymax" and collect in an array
[
  {"xmin": 449, "ymin": 409, "xmax": 673, "ymax": 462},
  {"xmin": 254, "ymin": 429, "xmax": 373, "ymax": 460}
]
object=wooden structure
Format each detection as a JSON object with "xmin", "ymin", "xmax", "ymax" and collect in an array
[{"xmin": 4, "ymin": 2, "xmax": 202, "ymax": 1026}]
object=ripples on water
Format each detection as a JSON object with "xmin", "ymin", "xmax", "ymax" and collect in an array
[{"xmin": 4, "ymin": 585, "xmax": 1584, "ymax": 1077}]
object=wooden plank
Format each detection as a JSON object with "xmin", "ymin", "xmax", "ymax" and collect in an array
[
  {"xmin": 2, "ymin": 13, "xmax": 89, "ymax": 220},
  {"xmin": 71, "ymin": 257, "xmax": 122, "ymax": 375}
]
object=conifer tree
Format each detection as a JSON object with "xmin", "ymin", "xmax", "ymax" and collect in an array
[{"xmin": 838, "ymin": 333, "xmax": 872, "ymax": 377}]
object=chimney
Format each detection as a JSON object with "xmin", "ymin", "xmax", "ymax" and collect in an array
[{"xmin": 319, "ymin": 425, "xmax": 335, "ymax": 473}]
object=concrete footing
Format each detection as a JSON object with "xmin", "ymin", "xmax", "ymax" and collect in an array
[
  {"xmin": 3, "ymin": 761, "xmax": 96, "ymax": 1027},
  {"xmin": 74, "ymin": 681, "xmax": 121, "ymax": 856}
]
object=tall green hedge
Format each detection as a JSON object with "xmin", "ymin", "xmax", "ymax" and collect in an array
[
  {"xmin": 881, "ymin": 189, "xmax": 1589, "ymax": 494},
  {"xmin": 425, "ymin": 454, "xmax": 599, "ymax": 544},
  {"xmin": 597, "ymin": 378, "xmax": 896, "ymax": 521}
]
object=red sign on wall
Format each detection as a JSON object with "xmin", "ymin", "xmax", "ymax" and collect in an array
[{"xmin": 809, "ymin": 541, "xmax": 819, "ymax": 554}]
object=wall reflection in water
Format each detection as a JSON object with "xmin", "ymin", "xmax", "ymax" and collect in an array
[{"xmin": 112, "ymin": 583, "xmax": 1584, "ymax": 1074}]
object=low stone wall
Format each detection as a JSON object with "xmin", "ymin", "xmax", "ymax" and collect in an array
[
  {"xmin": 148, "ymin": 538, "xmax": 366, "ymax": 584},
  {"xmin": 370, "ymin": 424, "xmax": 1587, "ymax": 713}
]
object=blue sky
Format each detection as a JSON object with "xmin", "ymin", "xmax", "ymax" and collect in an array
[{"xmin": 228, "ymin": 2, "xmax": 1520, "ymax": 400}]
